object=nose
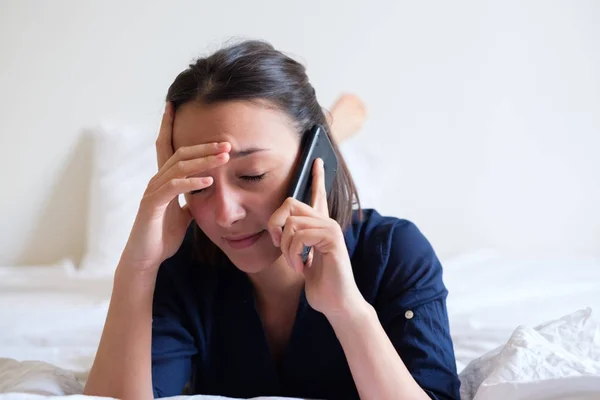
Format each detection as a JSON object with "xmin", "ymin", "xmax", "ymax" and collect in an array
[{"xmin": 212, "ymin": 182, "xmax": 245, "ymax": 228}]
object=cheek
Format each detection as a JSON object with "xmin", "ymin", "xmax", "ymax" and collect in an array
[
  {"xmin": 264, "ymin": 189, "xmax": 286, "ymax": 212},
  {"xmin": 186, "ymin": 197, "xmax": 212, "ymax": 226},
  {"xmin": 261, "ymin": 178, "xmax": 291, "ymax": 211}
]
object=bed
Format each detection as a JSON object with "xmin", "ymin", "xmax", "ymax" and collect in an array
[
  {"xmin": 2, "ymin": 125, "xmax": 599, "ymax": 399},
  {"xmin": 1, "ymin": 251, "xmax": 599, "ymax": 400}
]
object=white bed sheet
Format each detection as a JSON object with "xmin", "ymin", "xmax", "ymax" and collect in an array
[
  {"xmin": 1, "ymin": 252, "xmax": 599, "ymax": 399},
  {"xmin": 442, "ymin": 250, "xmax": 600, "ymax": 372},
  {"xmin": 0, "ymin": 262, "xmax": 112, "ymax": 382}
]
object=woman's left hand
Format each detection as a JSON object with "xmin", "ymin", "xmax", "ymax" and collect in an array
[{"xmin": 267, "ymin": 158, "xmax": 365, "ymax": 318}]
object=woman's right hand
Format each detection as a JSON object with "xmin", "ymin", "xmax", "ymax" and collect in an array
[{"xmin": 120, "ymin": 102, "xmax": 230, "ymax": 272}]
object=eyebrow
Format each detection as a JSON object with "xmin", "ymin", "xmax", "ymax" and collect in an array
[{"xmin": 229, "ymin": 147, "xmax": 270, "ymax": 159}]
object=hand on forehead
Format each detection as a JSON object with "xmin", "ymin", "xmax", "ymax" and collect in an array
[{"xmin": 171, "ymin": 100, "xmax": 299, "ymax": 152}]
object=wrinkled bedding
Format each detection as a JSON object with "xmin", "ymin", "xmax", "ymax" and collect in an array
[{"xmin": 1, "ymin": 252, "xmax": 599, "ymax": 399}]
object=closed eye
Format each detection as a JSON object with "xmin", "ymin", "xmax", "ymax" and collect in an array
[
  {"xmin": 241, "ymin": 173, "xmax": 266, "ymax": 182},
  {"xmin": 190, "ymin": 173, "xmax": 266, "ymax": 195}
]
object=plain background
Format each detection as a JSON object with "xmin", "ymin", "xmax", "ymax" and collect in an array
[{"xmin": 1, "ymin": 0, "xmax": 599, "ymax": 266}]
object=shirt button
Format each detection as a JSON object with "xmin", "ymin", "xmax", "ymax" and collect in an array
[{"xmin": 405, "ymin": 310, "xmax": 414, "ymax": 319}]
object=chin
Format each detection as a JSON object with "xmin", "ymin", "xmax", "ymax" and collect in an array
[{"xmin": 222, "ymin": 243, "xmax": 281, "ymax": 274}]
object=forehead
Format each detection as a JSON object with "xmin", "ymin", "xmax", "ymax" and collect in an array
[{"xmin": 172, "ymin": 100, "xmax": 299, "ymax": 150}]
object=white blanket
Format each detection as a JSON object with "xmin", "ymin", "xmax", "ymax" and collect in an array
[
  {"xmin": 0, "ymin": 395, "xmax": 300, "ymax": 400},
  {"xmin": 1, "ymin": 253, "xmax": 600, "ymax": 399},
  {"xmin": 460, "ymin": 308, "xmax": 600, "ymax": 400},
  {"xmin": 443, "ymin": 251, "xmax": 600, "ymax": 372}
]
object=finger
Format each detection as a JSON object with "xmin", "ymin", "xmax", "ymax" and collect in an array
[
  {"xmin": 148, "ymin": 177, "xmax": 213, "ymax": 208},
  {"xmin": 156, "ymin": 102, "xmax": 174, "ymax": 170},
  {"xmin": 279, "ymin": 215, "xmax": 320, "ymax": 263},
  {"xmin": 268, "ymin": 198, "xmax": 321, "ymax": 246},
  {"xmin": 279, "ymin": 222, "xmax": 297, "ymax": 271},
  {"xmin": 281, "ymin": 216, "xmax": 329, "ymax": 271},
  {"xmin": 310, "ymin": 158, "xmax": 329, "ymax": 216},
  {"xmin": 279, "ymin": 217, "xmax": 295, "ymax": 253},
  {"xmin": 157, "ymin": 142, "xmax": 231, "ymax": 180},
  {"xmin": 290, "ymin": 228, "xmax": 329, "ymax": 272},
  {"xmin": 174, "ymin": 203, "xmax": 194, "ymax": 230},
  {"xmin": 152, "ymin": 152, "xmax": 229, "ymax": 190}
]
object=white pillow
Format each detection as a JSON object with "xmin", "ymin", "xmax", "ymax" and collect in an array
[{"xmin": 80, "ymin": 124, "xmax": 156, "ymax": 275}]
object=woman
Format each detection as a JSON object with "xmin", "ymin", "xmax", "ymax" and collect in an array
[{"xmin": 84, "ymin": 40, "xmax": 460, "ymax": 400}]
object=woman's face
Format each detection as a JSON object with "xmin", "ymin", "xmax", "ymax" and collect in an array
[{"xmin": 172, "ymin": 100, "xmax": 301, "ymax": 273}]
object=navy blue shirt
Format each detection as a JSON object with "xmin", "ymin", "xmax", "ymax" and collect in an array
[{"xmin": 151, "ymin": 208, "xmax": 461, "ymax": 399}]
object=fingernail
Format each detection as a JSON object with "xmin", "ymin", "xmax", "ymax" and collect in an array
[
  {"xmin": 165, "ymin": 102, "xmax": 170, "ymax": 113},
  {"xmin": 218, "ymin": 142, "xmax": 229, "ymax": 148}
]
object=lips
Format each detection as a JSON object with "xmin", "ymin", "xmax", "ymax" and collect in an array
[
  {"xmin": 223, "ymin": 230, "xmax": 266, "ymax": 249},
  {"xmin": 224, "ymin": 232, "xmax": 261, "ymax": 241}
]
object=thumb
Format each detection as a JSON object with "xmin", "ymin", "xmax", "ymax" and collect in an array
[
  {"xmin": 180, "ymin": 203, "xmax": 193, "ymax": 225},
  {"xmin": 172, "ymin": 201, "xmax": 193, "ymax": 230}
]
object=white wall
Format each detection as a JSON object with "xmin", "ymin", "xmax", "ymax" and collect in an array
[{"xmin": 1, "ymin": 0, "xmax": 599, "ymax": 266}]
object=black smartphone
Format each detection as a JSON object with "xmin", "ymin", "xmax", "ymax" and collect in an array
[{"xmin": 286, "ymin": 124, "xmax": 339, "ymax": 263}]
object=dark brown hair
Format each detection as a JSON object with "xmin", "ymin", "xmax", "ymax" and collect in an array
[{"xmin": 166, "ymin": 39, "xmax": 362, "ymax": 264}]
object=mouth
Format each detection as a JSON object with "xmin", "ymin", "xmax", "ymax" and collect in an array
[{"xmin": 223, "ymin": 230, "xmax": 266, "ymax": 249}]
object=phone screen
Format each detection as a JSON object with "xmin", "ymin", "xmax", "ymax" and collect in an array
[{"xmin": 286, "ymin": 125, "xmax": 339, "ymax": 262}]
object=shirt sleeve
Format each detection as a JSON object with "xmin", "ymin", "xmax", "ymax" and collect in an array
[
  {"xmin": 151, "ymin": 256, "xmax": 198, "ymax": 398},
  {"xmin": 374, "ymin": 220, "xmax": 461, "ymax": 400}
]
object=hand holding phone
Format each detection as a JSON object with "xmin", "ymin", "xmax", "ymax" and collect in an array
[{"xmin": 286, "ymin": 125, "xmax": 339, "ymax": 263}]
